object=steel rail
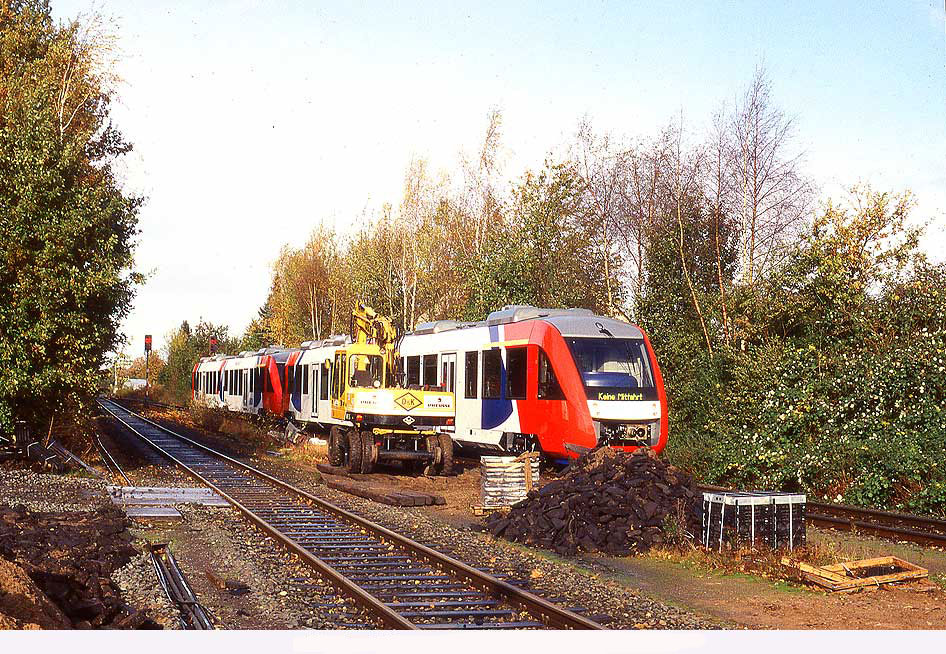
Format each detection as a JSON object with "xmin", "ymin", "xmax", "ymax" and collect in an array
[
  {"xmin": 697, "ymin": 484, "xmax": 946, "ymax": 548},
  {"xmin": 95, "ymin": 435, "xmax": 131, "ymax": 485},
  {"xmin": 98, "ymin": 399, "xmax": 601, "ymax": 630},
  {"xmin": 150, "ymin": 543, "xmax": 215, "ymax": 629}
]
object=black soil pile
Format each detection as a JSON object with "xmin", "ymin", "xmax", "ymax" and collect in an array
[
  {"xmin": 487, "ymin": 448, "xmax": 701, "ymax": 556},
  {"xmin": 0, "ymin": 504, "xmax": 160, "ymax": 629}
]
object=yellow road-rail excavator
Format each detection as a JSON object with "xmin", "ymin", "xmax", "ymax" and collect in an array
[{"xmin": 326, "ymin": 304, "xmax": 455, "ymax": 475}]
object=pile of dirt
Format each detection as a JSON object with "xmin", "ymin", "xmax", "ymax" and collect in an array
[
  {"xmin": 487, "ymin": 448, "xmax": 701, "ymax": 556},
  {"xmin": 0, "ymin": 504, "xmax": 160, "ymax": 629}
]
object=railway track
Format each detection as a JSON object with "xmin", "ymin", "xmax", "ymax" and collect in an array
[
  {"xmin": 97, "ymin": 398, "xmax": 602, "ymax": 630},
  {"xmin": 698, "ymin": 484, "xmax": 946, "ymax": 548}
]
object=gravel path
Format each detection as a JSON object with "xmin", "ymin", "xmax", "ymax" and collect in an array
[{"xmin": 0, "ymin": 468, "xmax": 110, "ymax": 512}]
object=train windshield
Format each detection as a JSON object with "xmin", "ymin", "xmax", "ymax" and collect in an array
[
  {"xmin": 566, "ymin": 338, "xmax": 655, "ymax": 392},
  {"xmin": 349, "ymin": 354, "xmax": 384, "ymax": 388}
]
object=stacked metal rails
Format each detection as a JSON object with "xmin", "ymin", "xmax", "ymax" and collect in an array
[
  {"xmin": 150, "ymin": 543, "xmax": 215, "ymax": 629},
  {"xmin": 98, "ymin": 399, "xmax": 600, "ymax": 631},
  {"xmin": 480, "ymin": 455, "xmax": 540, "ymax": 509}
]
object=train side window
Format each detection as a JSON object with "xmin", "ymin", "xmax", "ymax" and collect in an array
[
  {"xmin": 538, "ymin": 349, "xmax": 563, "ymax": 399},
  {"xmin": 482, "ymin": 349, "xmax": 501, "ymax": 399},
  {"xmin": 422, "ymin": 354, "xmax": 438, "ymax": 387},
  {"xmin": 406, "ymin": 356, "xmax": 420, "ymax": 387},
  {"xmin": 506, "ymin": 347, "xmax": 527, "ymax": 400},
  {"xmin": 302, "ymin": 365, "xmax": 309, "ymax": 394},
  {"xmin": 464, "ymin": 351, "xmax": 478, "ymax": 399},
  {"xmin": 321, "ymin": 363, "xmax": 329, "ymax": 400}
]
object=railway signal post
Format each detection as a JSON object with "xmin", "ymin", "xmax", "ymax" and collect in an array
[{"xmin": 145, "ymin": 334, "xmax": 152, "ymax": 398}]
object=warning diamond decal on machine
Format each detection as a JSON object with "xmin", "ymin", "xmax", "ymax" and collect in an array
[{"xmin": 394, "ymin": 392, "xmax": 422, "ymax": 411}]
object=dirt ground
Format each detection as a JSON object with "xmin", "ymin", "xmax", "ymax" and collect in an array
[
  {"xmin": 107, "ymin": 403, "xmax": 946, "ymax": 630},
  {"xmin": 590, "ymin": 550, "xmax": 945, "ymax": 629}
]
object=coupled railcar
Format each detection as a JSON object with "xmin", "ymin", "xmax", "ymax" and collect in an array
[
  {"xmin": 192, "ymin": 347, "xmax": 292, "ymax": 416},
  {"xmin": 397, "ymin": 305, "xmax": 668, "ymax": 462}
]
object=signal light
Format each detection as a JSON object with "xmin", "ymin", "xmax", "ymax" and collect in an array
[
  {"xmin": 446, "ymin": 418, "xmax": 454, "ymax": 425},
  {"xmin": 356, "ymin": 414, "xmax": 363, "ymax": 422}
]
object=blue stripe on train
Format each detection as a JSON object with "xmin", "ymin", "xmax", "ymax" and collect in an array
[{"xmin": 481, "ymin": 324, "xmax": 513, "ymax": 429}]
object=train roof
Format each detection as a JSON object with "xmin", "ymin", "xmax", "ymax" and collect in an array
[
  {"xmin": 300, "ymin": 334, "xmax": 349, "ymax": 349},
  {"xmin": 407, "ymin": 305, "xmax": 643, "ymax": 339}
]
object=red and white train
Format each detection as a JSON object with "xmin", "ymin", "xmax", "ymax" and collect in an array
[
  {"xmin": 398, "ymin": 306, "xmax": 667, "ymax": 462},
  {"xmin": 192, "ymin": 305, "xmax": 667, "ymax": 463}
]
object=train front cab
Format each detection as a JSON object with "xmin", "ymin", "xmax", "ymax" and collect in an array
[{"xmin": 504, "ymin": 316, "xmax": 668, "ymax": 461}]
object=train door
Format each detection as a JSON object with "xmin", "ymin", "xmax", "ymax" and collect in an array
[
  {"xmin": 441, "ymin": 353, "xmax": 457, "ymax": 394},
  {"xmin": 309, "ymin": 363, "xmax": 322, "ymax": 418},
  {"xmin": 300, "ymin": 364, "xmax": 310, "ymax": 419},
  {"xmin": 243, "ymin": 367, "xmax": 249, "ymax": 410},
  {"xmin": 331, "ymin": 352, "xmax": 347, "ymax": 420}
]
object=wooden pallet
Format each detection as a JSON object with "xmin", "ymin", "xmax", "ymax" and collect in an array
[{"xmin": 782, "ymin": 555, "xmax": 928, "ymax": 592}]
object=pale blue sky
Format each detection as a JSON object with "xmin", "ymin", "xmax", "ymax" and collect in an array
[{"xmin": 52, "ymin": 1, "xmax": 946, "ymax": 355}]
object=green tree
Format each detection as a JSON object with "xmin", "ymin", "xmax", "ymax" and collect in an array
[
  {"xmin": 462, "ymin": 163, "xmax": 617, "ymax": 320},
  {"xmin": 159, "ymin": 320, "xmax": 237, "ymax": 402},
  {"xmin": 0, "ymin": 1, "xmax": 140, "ymax": 432}
]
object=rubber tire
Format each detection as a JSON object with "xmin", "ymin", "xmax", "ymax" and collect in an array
[
  {"xmin": 345, "ymin": 430, "xmax": 362, "ymax": 474},
  {"xmin": 360, "ymin": 430, "xmax": 377, "ymax": 474},
  {"xmin": 437, "ymin": 433, "xmax": 454, "ymax": 476},
  {"xmin": 423, "ymin": 435, "xmax": 441, "ymax": 477},
  {"xmin": 327, "ymin": 427, "xmax": 344, "ymax": 467}
]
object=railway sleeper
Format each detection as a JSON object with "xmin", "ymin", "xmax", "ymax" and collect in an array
[
  {"xmin": 364, "ymin": 583, "xmax": 467, "ymax": 597},
  {"xmin": 387, "ymin": 600, "xmax": 503, "ymax": 608},
  {"xmin": 320, "ymin": 555, "xmax": 412, "ymax": 563},
  {"xmin": 398, "ymin": 609, "xmax": 516, "ymax": 619},
  {"xmin": 375, "ymin": 591, "xmax": 484, "ymax": 599},
  {"xmin": 340, "ymin": 566, "xmax": 438, "ymax": 575},
  {"xmin": 350, "ymin": 574, "xmax": 454, "ymax": 582},
  {"xmin": 419, "ymin": 621, "xmax": 546, "ymax": 630}
]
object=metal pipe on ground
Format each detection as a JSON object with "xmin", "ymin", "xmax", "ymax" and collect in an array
[{"xmin": 149, "ymin": 543, "xmax": 215, "ymax": 630}]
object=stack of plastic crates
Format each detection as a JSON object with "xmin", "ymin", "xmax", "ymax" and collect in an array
[{"xmin": 701, "ymin": 491, "xmax": 806, "ymax": 551}]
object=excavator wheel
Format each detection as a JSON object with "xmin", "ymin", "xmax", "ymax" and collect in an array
[
  {"xmin": 437, "ymin": 433, "xmax": 454, "ymax": 476},
  {"xmin": 360, "ymin": 430, "xmax": 378, "ymax": 474},
  {"xmin": 345, "ymin": 429, "xmax": 363, "ymax": 474},
  {"xmin": 328, "ymin": 427, "xmax": 344, "ymax": 467},
  {"xmin": 423, "ymin": 435, "xmax": 441, "ymax": 477}
]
